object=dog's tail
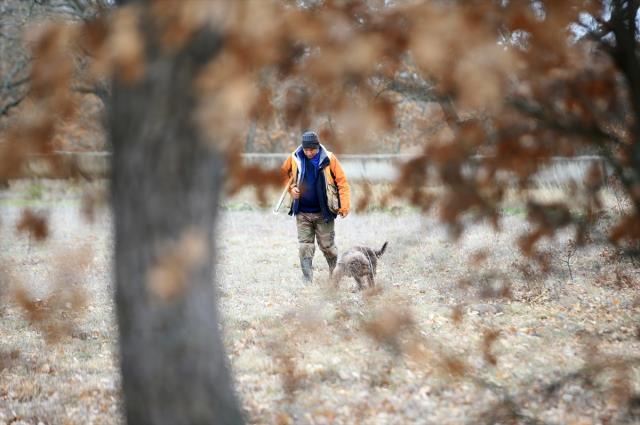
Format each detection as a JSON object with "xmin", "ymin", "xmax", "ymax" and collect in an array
[{"xmin": 376, "ymin": 241, "xmax": 388, "ymax": 257}]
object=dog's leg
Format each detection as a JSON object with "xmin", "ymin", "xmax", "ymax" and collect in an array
[
  {"xmin": 367, "ymin": 273, "xmax": 375, "ymax": 288},
  {"xmin": 331, "ymin": 265, "xmax": 344, "ymax": 288}
]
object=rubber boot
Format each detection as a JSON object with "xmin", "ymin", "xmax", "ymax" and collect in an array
[{"xmin": 300, "ymin": 257, "xmax": 313, "ymax": 284}]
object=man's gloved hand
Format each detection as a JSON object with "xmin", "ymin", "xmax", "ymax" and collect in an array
[{"xmin": 291, "ymin": 186, "xmax": 300, "ymax": 200}]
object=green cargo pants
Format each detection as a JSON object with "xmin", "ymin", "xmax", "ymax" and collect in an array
[{"xmin": 296, "ymin": 212, "xmax": 338, "ymax": 282}]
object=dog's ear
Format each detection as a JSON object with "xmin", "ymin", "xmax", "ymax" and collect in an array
[{"xmin": 375, "ymin": 241, "xmax": 388, "ymax": 257}]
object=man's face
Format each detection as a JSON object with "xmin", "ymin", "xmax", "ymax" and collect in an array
[{"xmin": 303, "ymin": 147, "xmax": 319, "ymax": 159}]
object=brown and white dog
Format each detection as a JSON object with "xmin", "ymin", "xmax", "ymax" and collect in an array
[{"xmin": 332, "ymin": 242, "xmax": 388, "ymax": 290}]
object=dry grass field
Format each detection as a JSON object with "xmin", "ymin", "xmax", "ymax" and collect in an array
[{"xmin": 1, "ymin": 180, "xmax": 639, "ymax": 424}]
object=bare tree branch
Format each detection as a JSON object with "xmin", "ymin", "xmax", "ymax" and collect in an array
[
  {"xmin": 0, "ymin": 94, "xmax": 26, "ymax": 117},
  {"xmin": 3, "ymin": 76, "xmax": 29, "ymax": 91},
  {"xmin": 509, "ymin": 96, "xmax": 640, "ymax": 213}
]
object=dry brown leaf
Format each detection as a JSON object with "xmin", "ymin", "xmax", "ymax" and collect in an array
[
  {"xmin": 16, "ymin": 208, "xmax": 49, "ymax": 241},
  {"xmin": 147, "ymin": 229, "xmax": 208, "ymax": 302}
]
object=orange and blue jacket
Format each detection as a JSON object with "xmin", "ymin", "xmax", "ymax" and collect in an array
[{"xmin": 280, "ymin": 144, "xmax": 351, "ymax": 221}]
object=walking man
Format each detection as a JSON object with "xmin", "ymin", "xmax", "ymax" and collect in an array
[{"xmin": 280, "ymin": 131, "xmax": 351, "ymax": 284}]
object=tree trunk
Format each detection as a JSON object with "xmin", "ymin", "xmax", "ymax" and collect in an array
[{"xmin": 109, "ymin": 23, "xmax": 244, "ymax": 425}]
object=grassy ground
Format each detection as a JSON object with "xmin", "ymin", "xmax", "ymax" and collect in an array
[{"xmin": 1, "ymin": 180, "xmax": 639, "ymax": 424}]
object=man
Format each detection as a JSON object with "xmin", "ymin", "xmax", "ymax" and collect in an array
[{"xmin": 280, "ymin": 131, "xmax": 350, "ymax": 284}]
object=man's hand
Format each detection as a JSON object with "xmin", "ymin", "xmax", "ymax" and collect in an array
[{"xmin": 291, "ymin": 186, "xmax": 300, "ymax": 200}]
